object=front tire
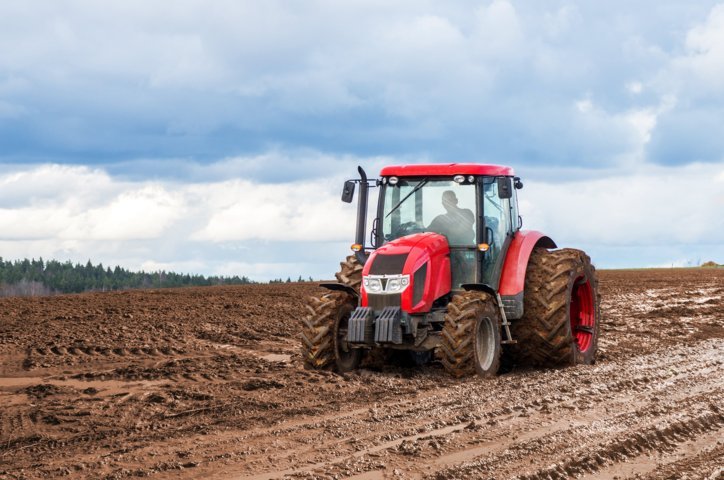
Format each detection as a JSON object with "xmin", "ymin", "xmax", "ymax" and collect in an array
[
  {"xmin": 301, "ymin": 292, "xmax": 362, "ymax": 372},
  {"xmin": 335, "ymin": 255, "xmax": 363, "ymax": 292},
  {"xmin": 438, "ymin": 291, "xmax": 502, "ymax": 377},
  {"xmin": 510, "ymin": 248, "xmax": 600, "ymax": 367}
]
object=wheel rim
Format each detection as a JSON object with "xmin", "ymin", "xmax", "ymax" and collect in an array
[
  {"xmin": 570, "ymin": 276, "xmax": 595, "ymax": 353},
  {"xmin": 336, "ymin": 312, "xmax": 353, "ymax": 356},
  {"xmin": 475, "ymin": 316, "xmax": 496, "ymax": 371},
  {"xmin": 335, "ymin": 309, "xmax": 362, "ymax": 372}
]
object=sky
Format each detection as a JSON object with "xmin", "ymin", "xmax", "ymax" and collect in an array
[{"xmin": 1, "ymin": 0, "xmax": 723, "ymax": 280}]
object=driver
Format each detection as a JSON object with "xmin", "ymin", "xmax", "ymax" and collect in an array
[{"xmin": 427, "ymin": 190, "xmax": 475, "ymax": 245}]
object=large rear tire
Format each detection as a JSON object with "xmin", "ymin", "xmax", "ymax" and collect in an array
[
  {"xmin": 438, "ymin": 291, "xmax": 501, "ymax": 378},
  {"xmin": 301, "ymin": 292, "xmax": 363, "ymax": 372},
  {"xmin": 335, "ymin": 255, "xmax": 363, "ymax": 292},
  {"xmin": 510, "ymin": 248, "xmax": 600, "ymax": 367}
]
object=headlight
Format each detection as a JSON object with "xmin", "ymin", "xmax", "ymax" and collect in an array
[
  {"xmin": 387, "ymin": 278, "xmax": 401, "ymax": 292},
  {"xmin": 364, "ymin": 274, "xmax": 410, "ymax": 294},
  {"xmin": 366, "ymin": 277, "xmax": 383, "ymax": 293}
]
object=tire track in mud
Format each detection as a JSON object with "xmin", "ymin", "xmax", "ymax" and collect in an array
[
  {"xmin": 515, "ymin": 406, "xmax": 724, "ymax": 480},
  {"xmin": 431, "ymin": 395, "xmax": 723, "ymax": 480},
  {"xmin": 185, "ymin": 340, "xmax": 723, "ymax": 479},
  {"xmin": 1, "ymin": 271, "xmax": 722, "ymax": 479}
]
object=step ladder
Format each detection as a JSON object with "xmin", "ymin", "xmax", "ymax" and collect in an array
[{"xmin": 496, "ymin": 293, "xmax": 517, "ymax": 344}]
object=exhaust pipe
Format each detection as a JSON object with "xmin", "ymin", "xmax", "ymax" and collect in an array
[{"xmin": 355, "ymin": 166, "xmax": 368, "ymax": 248}]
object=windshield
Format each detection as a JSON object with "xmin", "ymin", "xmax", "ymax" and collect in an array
[{"xmin": 381, "ymin": 179, "xmax": 477, "ymax": 246}]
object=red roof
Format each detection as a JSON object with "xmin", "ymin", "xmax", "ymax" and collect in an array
[{"xmin": 379, "ymin": 163, "xmax": 515, "ymax": 177}]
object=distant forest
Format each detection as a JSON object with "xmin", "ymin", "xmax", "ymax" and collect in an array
[{"xmin": 0, "ymin": 257, "xmax": 255, "ymax": 297}]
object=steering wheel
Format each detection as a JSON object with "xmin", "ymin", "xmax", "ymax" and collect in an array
[{"xmin": 394, "ymin": 221, "xmax": 426, "ymax": 238}]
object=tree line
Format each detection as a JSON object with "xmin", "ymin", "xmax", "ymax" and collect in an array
[{"xmin": 0, "ymin": 257, "xmax": 254, "ymax": 297}]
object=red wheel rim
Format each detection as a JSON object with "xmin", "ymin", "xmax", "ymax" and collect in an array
[{"xmin": 570, "ymin": 276, "xmax": 595, "ymax": 353}]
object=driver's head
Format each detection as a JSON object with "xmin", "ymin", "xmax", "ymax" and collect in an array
[{"xmin": 442, "ymin": 190, "xmax": 458, "ymax": 212}]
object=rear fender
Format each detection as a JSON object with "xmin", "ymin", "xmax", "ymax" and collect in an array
[{"xmin": 498, "ymin": 231, "xmax": 556, "ymax": 319}]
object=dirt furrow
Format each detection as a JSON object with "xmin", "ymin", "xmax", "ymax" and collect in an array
[{"xmin": 0, "ymin": 268, "xmax": 722, "ymax": 479}]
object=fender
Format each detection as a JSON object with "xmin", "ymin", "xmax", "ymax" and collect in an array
[
  {"xmin": 498, "ymin": 230, "xmax": 556, "ymax": 319},
  {"xmin": 319, "ymin": 282, "xmax": 359, "ymax": 299},
  {"xmin": 461, "ymin": 283, "xmax": 497, "ymax": 298}
]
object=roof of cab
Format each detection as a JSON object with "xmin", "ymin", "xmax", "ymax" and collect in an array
[{"xmin": 379, "ymin": 163, "xmax": 514, "ymax": 177}]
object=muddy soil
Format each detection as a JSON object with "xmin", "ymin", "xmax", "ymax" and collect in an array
[{"xmin": 0, "ymin": 269, "xmax": 722, "ymax": 479}]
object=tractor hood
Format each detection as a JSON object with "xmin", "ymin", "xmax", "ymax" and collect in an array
[{"xmin": 360, "ymin": 232, "xmax": 451, "ymax": 314}]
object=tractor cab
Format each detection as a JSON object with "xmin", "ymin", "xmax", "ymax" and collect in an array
[{"xmin": 375, "ymin": 169, "xmax": 520, "ymax": 290}]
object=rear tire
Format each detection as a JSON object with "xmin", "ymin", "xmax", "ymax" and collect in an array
[
  {"xmin": 301, "ymin": 292, "xmax": 363, "ymax": 372},
  {"xmin": 510, "ymin": 248, "xmax": 600, "ymax": 367},
  {"xmin": 438, "ymin": 291, "xmax": 501, "ymax": 377}
]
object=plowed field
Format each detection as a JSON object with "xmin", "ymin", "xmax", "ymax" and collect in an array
[{"xmin": 1, "ymin": 268, "xmax": 722, "ymax": 479}]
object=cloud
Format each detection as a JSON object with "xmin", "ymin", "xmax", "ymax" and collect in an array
[
  {"xmin": 676, "ymin": 4, "xmax": 724, "ymax": 93},
  {"xmin": 0, "ymin": 159, "xmax": 722, "ymax": 280},
  {"xmin": 1, "ymin": 1, "xmax": 722, "ymax": 170},
  {"xmin": 521, "ymin": 162, "xmax": 724, "ymax": 247},
  {"xmin": 0, "ymin": 2, "xmax": 723, "ymax": 276},
  {"xmin": 189, "ymin": 178, "xmax": 353, "ymax": 242},
  {"xmin": 0, "ymin": 160, "xmax": 361, "ymax": 279}
]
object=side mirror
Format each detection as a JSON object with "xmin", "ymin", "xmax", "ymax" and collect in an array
[
  {"xmin": 497, "ymin": 177, "xmax": 513, "ymax": 199},
  {"xmin": 341, "ymin": 180, "xmax": 355, "ymax": 203}
]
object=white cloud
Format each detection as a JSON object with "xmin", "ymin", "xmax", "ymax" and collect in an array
[
  {"xmin": 623, "ymin": 109, "xmax": 656, "ymax": 144},
  {"xmin": 626, "ymin": 81, "xmax": 643, "ymax": 94},
  {"xmin": 189, "ymin": 179, "xmax": 353, "ymax": 242},
  {"xmin": 575, "ymin": 98, "xmax": 593, "ymax": 113},
  {"xmin": 1, "ymin": 159, "xmax": 723, "ymax": 279},
  {"xmin": 677, "ymin": 3, "xmax": 724, "ymax": 92},
  {"xmin": 70, "ymin": 186, "xmax": 184, "ymax": 240},
  {"xmin": 521, "ymin": 163, "xmax": 724, "ymax": 247},
  {"xmin": 0, "ymin": 160, "xmax": 360, "ymax": 278}
]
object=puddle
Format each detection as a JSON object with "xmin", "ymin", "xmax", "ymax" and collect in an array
[
  {"xmin": 0, "ymin": 376, "xmax": 164, "ymax": 393},
  {"xmin": 216, "ymin": 343, "xmax": 291, "ymax": 363},
  {"xmin": 0, "ymin": 376, "xmax": 42, "ymax": 389},
  {"xmin": 260, "ymin": 353, "xmax": 291, "ymax": 363}
]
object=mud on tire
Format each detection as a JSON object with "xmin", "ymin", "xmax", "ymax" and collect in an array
[
  {"xmin": 300, "ymin": 292, "xmax": 362, "ymax": 372},
  {"xmin": 510, "ymin": 248, "xmax": 601, "ymax": 367},
  {"xmin": 438, "ymin": 291, "xmax": 501, "ymax": 378},
  {"xmin": 335, "ymin": 255, "xmax": 363, "ymax": 292}
]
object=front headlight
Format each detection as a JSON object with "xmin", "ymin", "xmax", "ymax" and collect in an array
[
  {"xmin": 365, "ymin": 277, "xmax": 383, "ymax": 293},
  {"xmin": 364, "ymin": 274, "xmax": 410, "ymax": 294}
]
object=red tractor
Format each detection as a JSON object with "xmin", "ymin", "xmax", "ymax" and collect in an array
[{"xmin": 301, "ymin": 164, "xmax": 600, "ymax": 377}]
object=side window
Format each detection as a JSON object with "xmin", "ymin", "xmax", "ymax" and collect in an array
[
  {"xmin": 511, "ymin": 189, "xmax": 520, "ymax": 232},
  {"xmin": 482, "ymin": 178, "xmax": 513, "ymax": 284},
  {"xmin": 482, "ymin": 180, "xmax": 508, "ymax": 248}
]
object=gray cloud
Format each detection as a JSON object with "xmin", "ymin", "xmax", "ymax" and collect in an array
[{"xmin": 1, "ymin": 1, "xmax": 723, "ymax": 175}]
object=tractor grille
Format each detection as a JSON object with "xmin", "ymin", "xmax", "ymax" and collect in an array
[
  {"xmin": 412, "ymin": 263, "xmax": 427, "ymax": 306},
  {"xmin": 367, "ymin": 293, "xmax": 401, "ymax": 311},
  {"xmin": 369, "ymin": 254, "xmax": 408, "ymax": 275}
]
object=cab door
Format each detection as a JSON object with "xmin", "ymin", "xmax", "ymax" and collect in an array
[{"xmin": 481, "ymin": 177, "xmax": 514, "ymax": 288}]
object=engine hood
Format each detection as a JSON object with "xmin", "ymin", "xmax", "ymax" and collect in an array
[{"xmin": 361, "ymin": 232, "xmax": 451, "ymax": 313}]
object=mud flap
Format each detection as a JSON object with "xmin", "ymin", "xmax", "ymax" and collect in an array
[
  {"xmin": 348, "ymin": 307, "xmax": 374, "ymax": 343},
  {"xmin": 374, "ymin": 307, "xmax": 402, "ymax": 344}
]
